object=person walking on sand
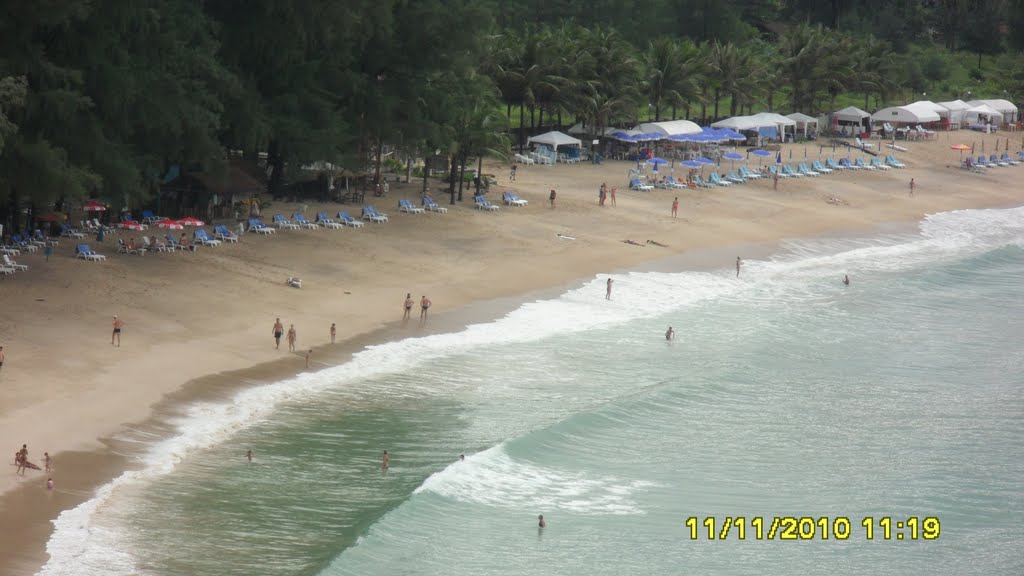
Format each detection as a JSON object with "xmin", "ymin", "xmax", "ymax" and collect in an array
[
  {"xmin": 0, "ymin": 345, "xmax": 4, "ymax": 374},
  {"xmin": 610, "ymin": 186, "xmax": 617, "ymax": 206},
  {"xmin": 509, "ymin": 163, "xmax": 517, "ymax": 182},
  {"xmin": 420, "ymin": 295, "xmax": 432, "ymax": 321},
  {"xmin": 44, "ymin": 452, "xmax": 52, "ymax": 472},
  {"xmin": 305, "ymin": 349, "xmax": 312, "ymax": 368},
  {"xmin": 287, "ymin": 325, "xmax": 297, "ymax": 352},
  {"xmin": 382, "ymin": 450, "xmax": 390, "ymax": 471},
  {"xmin": 330, "ymin": 323, "xmax": 336, "ymax": 344},
  {"xmin": 666, "ymin": 326, "xmax": 674, "ymax": 341},
  {"xmin": 671, "ymin": 197, "xmax": 679, "ymax": 218},
  {"xmin": 736, "ymin": 257, "xmax": 742, "ymax": 277},
  {"xmin": 549, "ymin": 189, "xmax": 556, "ymax": 208},
  {"xmin": 606, "ymin": 278, "xmax": 613, "ymax": 300},
  {"xmin": 773, "ymin": 170, "xmax": 779, "ymax": 191},
  {"xmin": 403, "ymin": 293, "xmax": 414, "ymax": 321},
  {"xmin": 273, "ymin": 318, "xmax": 284, "ymax": 349},
  {"xmin": 111, "ymin": 315, "xmax": 124, "ymax": 347},
  {"xmin": 909, "ymin": 178, "xmax": 915, "ymax": 197}
]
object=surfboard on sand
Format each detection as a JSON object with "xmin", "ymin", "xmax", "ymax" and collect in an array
[{"xmin": 557, "ymin": 234, "xmax": 575, "ymax": 240}]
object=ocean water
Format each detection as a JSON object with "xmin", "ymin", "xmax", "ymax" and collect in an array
[{"xmin": 40, "ymin": 206, "xmax": 1024, "ymax": 576}]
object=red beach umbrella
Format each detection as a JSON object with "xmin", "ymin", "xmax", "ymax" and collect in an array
[
  {"xmin": 155, "ymin": 219, "xmax": 184, "ymax": 230},
  {"xmin": 82, "ymin": 200, "xmax": 107, "ymax": 212},
  {"xmin": 175, "ymin": 216, "xmax": 205, "ymax": 227},
  {"xmin": 119, "ymin": 222, "xmax": 147, "ymax": 231}
]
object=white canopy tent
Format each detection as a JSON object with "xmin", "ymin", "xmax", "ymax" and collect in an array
[
  {"xmin": 527, "ymin": 131, "xmax": 582, "ymax": 150},
  {"xmin": 937, "ymin": 100, "xmax": 970, "ymax": 125},
  {"xmin": 966, "ymin": 99, "xmax": 1018, "ymax": 123},
  {"xmin": 964, "ymin": 104, "xmax": 1004, "ymax": 126},
  {"xmin": 833, "ymin": 106, "xmax": 870, "ymax": 123},
  {"xmin": 710, "ymin": 116, "xmax": 770, "ymax": 131},
  {"xmin": 786, "ymin": 112, "xmax": 818, "ymax": 138},
  {"xmin": 871, "ymin": 105, "xmax": 940, "ymax": 124},
  {"xmin": 636, "ymin": 120, "xmax": 703, "ymax": 137}
]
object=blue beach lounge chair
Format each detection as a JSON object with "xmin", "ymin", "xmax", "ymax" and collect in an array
[
  {"xmin": 399, "ymin": 199, "xmax": 425, "ymax": 213},
  {"xmin": 293, "ymin": 213, "xmax": 320, "ymax": 228},
  {"xmin": 338, "ymin": 211, "xmax": 365, "ymax": 227},
  {"xmin": 316, "ymin": 212, "xmax": 345, "ymax": 229},
  {"xmin": 423, "ymin": 197, "xmax": 448, "ymax": 213}
]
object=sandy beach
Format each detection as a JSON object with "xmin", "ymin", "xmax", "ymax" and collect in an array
[{"xmin": 1, "ymin": 133, "xmax": 1022, "ymax": 573}]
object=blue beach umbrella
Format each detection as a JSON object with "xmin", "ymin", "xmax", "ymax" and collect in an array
[
  {"xmin": 723, "ymin": 152, "xmax": 744, "ymax": 161},
  {"xmin": 776, "ymin": 151, "xmax": 782, "ymax": 164},
  {"xmin": 750, "ymin": 149, "xmax": 772, "ymax": 157},
  {"xmin": 647, "ymin": 157, "xmax": 668, "ymax": 166},
  {"xmin": 680, "ymin": 160, "xmax": 703, "ymax": 169},
  {"xmin": 695, "ymin": 157, "xmax": 715, "ymax": 165}
]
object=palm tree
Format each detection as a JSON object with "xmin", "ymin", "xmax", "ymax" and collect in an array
[
  {"xmin": 778, "ymin": 22, "xmax": 826, "ymax": 113},
  {"xmin": 643, "ymin": 38, "xmax": 684, "ymax": 122}
]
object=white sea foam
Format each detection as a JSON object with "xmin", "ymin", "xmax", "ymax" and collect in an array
[
  {"xmin": 37, "ymin": 205, "xmax": 1024, "ymax": 575},
  {"xmin": 414, "ymin": 445, "xmax": 655, "ymax": 515}
]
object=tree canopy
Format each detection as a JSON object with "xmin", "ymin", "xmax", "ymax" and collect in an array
[{"xmin": 2, "ymin": 0, "xmax": 1024, "ymax": 228}]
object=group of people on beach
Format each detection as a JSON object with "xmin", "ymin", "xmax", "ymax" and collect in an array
[
  {"xmin": 597, "ymin": 183, "xmax": 616, "ymax": 207},
  {"xmin": 13, "ymin": 444, "xmax": 54, "ymax": 491},
  {"xmin": 402, "ymin": 293, "xmax": 431, "ymax": 324}
]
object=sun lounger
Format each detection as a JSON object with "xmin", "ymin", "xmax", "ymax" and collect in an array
[
  {"xmin": 338, "ymin": 211, "xmax": 365, "ymax": 227},
  {"xmin": 811, "ymin": 160, "xmax": 832, "ymax": 174},
  {"xmin": 194, "ymin": 229, "xmax": 222, "ymax": 246},
  {"xmin": 11, "ymin": 234, "xmax": 39, "ymax": 252},
  {"xmin": 726, "ymin": 171, "xmax": 745, "ymax": 184},
  {"xmin": 248, "ymin": 218, "xmax": 276, "ymax": 234},
  {"xmin": 117, "ymin": 239, "xmax": 145, "ymax": 255},
  {"xmin": 502, "ymin": 192, "xmax": 528, "ymax": 206},
  {"xmin": 662, "ymin": 176, "xmax": 687, "ymax": 188},
  {"xmin": 798, "ymin": 163, "xmax": 819, "ymax": 176},
  {"xmin": 826, "ymin": 158, "xmax": 844, "ymax": 171},
  {"xmin": 362, "ymin": 205, "xmax": 388, "ymax": 223},
  {"xmin": 854, "ymin": 157, "xmax": 874, "ymax": 170},
  {"xmin": 885, "ymin": 155, "xmax": 905, "ymax": 168},
  {"xmin": 60, "ymin": 223, "xmax": 85, "ymax": 239},
  {"xmin": 399, "ymin": 199, "xmax": 425, "ymax": 213},
  {"xmin": 292, "ymin": 213, "xmax": 320, "ymax": 229},
  {"xmin": 855, "ymin": 137, "xmax": 874, "ymax": 149},
  {"xmin": 316, "ymin": 212, "xmax": 345, "ymax": 229},
  {"xmin": 839, "ymin": 158, "xmax": 858, "ymax": 170},
  {"xmin": 782, "ymin": 165, "xmax": 802, "ymax": 178},
  {"xmin": 141, "ymin": 210, "xmax": 167, "ymax": 225},
  {"xmin": 3, "ymin": 254, "xmax": 27, "ymax": 271},
  {"xmin": 738, "ymin": 167, "xmax": 762, "ymax": 180},
  {"xmin": 692, "ymin": 175, "xmax": 712, "ymax": 188},
  {"xmin": 30, "ymin": 230, "xmax": 55, "ymax": 246},
  {"xmin": 1000, "ymin": 153, "xmax": 1020, "ymax": 166},
  {"xmin": 474, "ymin": 195, "xmax": 500, "ymax": 211},
  {"xmin": 988, "ymin": 154, "xmax": 1007, "ymax": 167},
  {"xmin": 870, "ymin": 157, "xmax": 891, "ymax": 170},
  {"xmin": 273, "ymin": 214, "xmax": 300, "ymax": 229},
  {"xmin": 0, "ymin": 264, "xmax": 13, "ymax": 275},
  {"xmin": 423, "ymin": 197, "xmax": 448, "ymax": 213},
  {"xmin": 708, "ymin": 173, "xmax": 732, "ymax": 186},
  {"xmin": 214, "ymin": 225, "xmax": 240, "ymax": 242},
  {"xmin": 75, "ymin": 244, "xmax": 106, "ymax": 261},
  {"xmin": 514, "ymin": 153, "xmax": 535, "ymax": 165},
  {"xmin": 629, "ymin": 178, "xmax": 654, "ymax": 191},
  {"xmin": 142, "ymin": 236, "xmax": 170, "ymax": 252},
  {"xmin": 0, "ymin": 244, "xmax": 20, "ymax": 256}
]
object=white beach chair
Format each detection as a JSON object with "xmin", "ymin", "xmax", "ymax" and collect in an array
[{"xmin": 3, "ymin": 254, "xmax": 27, "ymax": 271}]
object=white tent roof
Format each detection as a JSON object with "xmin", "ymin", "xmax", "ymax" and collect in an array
[
  {"xmin": 710, "ymin": 116, "xmax": 761, "ymax": 130},
  {"xmin": 749, "ymin": 112, "xmax": 796, "ymax": 126},
  {"xmin": 908, "ymin": 100, "xmax": 948, "ymax": 113},
  {"xmin": 834, "ymin": 106, "xmax": 870, "ymax": 123},
  {"xmin": 527, "ymin": 131, "xmax": 582, "ymax": 148},
  {"xmin": 965, "ymin": 104, "xmax": 1004, "ymax": 120},
  {"xmin": 785, "ymin": 112, "xmax": 818, "ymax": 124},
  {"xmin": 636, "ymin": 120, "xmax": 702, "ymax": 136},
  {"xmin": 938, "ymin": 99, "xmax": 971, "ymax": 111},
  {"xmin": 967, "ymin": 99, "xmax": 1018, "ymax": 115},
  {"xmin": 871, "ymin": 105, "xmax": 940, "ymax": 124}
]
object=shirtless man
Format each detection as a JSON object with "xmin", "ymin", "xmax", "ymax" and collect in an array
[
  {"xmin": 112, "ymin": 315, "xmax": 124, "ymax": 346},
  {"xmin": 287, "ymin": 325, "xmax": 297, "ymax": 352},
  {"xmin": 273, "ymin": 318, "xmax": 284, "ymax": 349},
  {"xmin": 305, "ymin": 349, "xmax": 312, "ymax": 368},
  {"xmin": 330, "ymin": 323, "xmax": 336, "ymax": 344},
  {"xmin": 605, "ymin": 278, "xmax": 613, "ymax": 300},
  {"xmin": 44, "ymin": 452, "xmax": 52, "ymax": 472},
  {"xmin": 420, "ymin": 296, "xmax": 431, "ymax": 321},
  {"xmin": 46, "ymin": 478, "xmax": 54, "ymax": 491},
  {"xmin": 665, "ymin": 326, "xmax": 674, "ymax": 341},
  {"xmin": 246, "ymin": 450, "xmax": 253, "ymax": 462},
  {"xmin": 381, "ymin": 450, "xmax": 390, "ymax": 471},
  {"xmin": 538, "ymin": 515, "xmax": 546, "ymax": 528},
  {"xmin": 403, "ymin": 293, "xmax": 414, "ymax": 321},
  {"xmin": 736, "ymin": 257, "xmax": 742, "ymax": 277}
]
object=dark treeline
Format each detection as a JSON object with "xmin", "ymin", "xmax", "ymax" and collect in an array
[{"xmin": 2, "ymin": 0, "xmax": 1024, "ymax": 223}]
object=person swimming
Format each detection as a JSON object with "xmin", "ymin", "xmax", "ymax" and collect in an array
[
  {"xmin": 665, "ymin": 326, "xmax": 675, "ymax": 340},
  {"xmin": 538, "ymin": 514, "xmax": 546, "ymax": 528},
  {"xmin": 843, "ymin": 275, "xmax": 850, "ymax": 286}
]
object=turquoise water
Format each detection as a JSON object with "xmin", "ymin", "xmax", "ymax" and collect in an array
[{"xmin": 42, "ymin": 207, "xmax": 1024, "ymax": 576}]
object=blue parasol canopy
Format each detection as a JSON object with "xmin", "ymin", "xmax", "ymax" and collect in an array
[
  {"xmin": 680, "ymin": 160, "xmax": 703, "ymax": 168},
  {"xmin": 695, "ymin": 157, "xmax": 715, "ymax": 165},
  {"xmin": 722, "ymin": 152, "xmax": 744, "ymax": 161},
  {"xmin": 750, "ymin": 149, "xmax": 772, "ymax": 157},
  {"xmin": 647, "ymin": 157, "xmax": 668, "ymax": 166}
]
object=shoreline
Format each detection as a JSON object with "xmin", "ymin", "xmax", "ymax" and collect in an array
[{"xmin": 2, "ymin": 135, "xmax": 1023, "ymax": 574}]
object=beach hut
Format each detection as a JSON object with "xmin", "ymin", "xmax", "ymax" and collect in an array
[
  {"xmin": 785, "ymin": 112, "xmax": 819, "ymax": 138},
  {"xmin": 527, "ymin": 131, "xmax": 583, "ymax": 162},
  {"xmin": 832, "ymin": 106, "xmax": 870, "ymax": 135}
]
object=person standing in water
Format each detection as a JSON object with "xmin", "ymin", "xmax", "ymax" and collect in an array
[
  {"xmin": 382, "ymin": 450, "xmax": 390, "ymax": 471},
  {"xmin": 736, "ymin": 257, "xmax": 742, "ymax": 277},
  {"xmin": 843, "ymin": 275, "xmax": 850, "ymax": 286},
  {"xmin": 538, "ymin": 515, "xmax": 546, "ymax": 528},
  {"xmin": 305, "ymin": 349, "xmax": 312, "ymax": 369},
  {"xmin": 665, "ymin": 326, "xmax": 674, "ymax": 340},
  {"xmin": 330, "ymin": 323, "xmax": 336, "ymax": 344},
  {"xmin": 246, "ymin": 450, "xmax": 253, "ymax": 462},
  {"xmin": 606, "ymin": 278, "xmax": 613, "ymax": 300}
]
